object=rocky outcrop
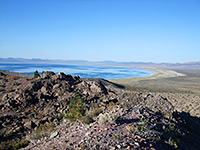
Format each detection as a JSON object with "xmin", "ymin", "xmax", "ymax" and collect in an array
[
  {"xmin": 1, "ymin": 71, "xmax": 198, "ymax": 150},
  {"xmin": 0, "ymin": 71, "xmax": 117, "ymax": 146},
  {"xmin": 41, "ymin": 71, "xmax": 55, "ymax": 79}
]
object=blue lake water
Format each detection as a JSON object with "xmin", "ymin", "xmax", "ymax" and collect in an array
[{"xmin": 0, "ymin": 63, "xmax": 155, "ymax": 80}]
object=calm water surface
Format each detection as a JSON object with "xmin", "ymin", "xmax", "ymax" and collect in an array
[{"xmin": 0, "ymin": 63, "xmax": 155, "ymax": 80}]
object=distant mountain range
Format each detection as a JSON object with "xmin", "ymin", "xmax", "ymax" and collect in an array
[
  {"xmin": 0, "ymin": 57, "xmax": 90, "ymax": 63},
  {"xmin": 0, "ymin": 57, "xmax": 200, "ymax": 68}
]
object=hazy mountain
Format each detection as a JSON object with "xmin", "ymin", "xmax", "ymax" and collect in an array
[{"xmin": 0, "ymin": 57, "xmax": 199, "ymax": 67}]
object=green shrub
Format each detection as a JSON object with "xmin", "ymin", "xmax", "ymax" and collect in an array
[
  {"xmin": 112, "ymin": 133, "xmax": 122, "ymax": 140},
  {"xmin": 132, "ymin": 118, "xmax": 148, "ymax": 132},
  {"xmin": 30, "ymin": 123, "xmax": 54, "ymax": 141},
  {"xmin": 163, "ymin": 123, "xmax": 181, "ymax": 149},
  {"xmin": 0, "ymin": 138, "xmax": 29, "ymax": 150},
  {"xmin": 64, "ymin": 94, "xmax": 86, "ymax": 122},
  {"xmin": 92, "ymin": 108, "xmax": 103, "ymax": 117},
  {"xmin": 165, "ymin": 137, "xmax": 178, "ymax": 149},
  {"xmin": 134, "ymin": 124, "xmax": 145, "ymax": 132},
  {"xmin": 34, "ymin": 70, "xmax": 40, "ymax": 78}
]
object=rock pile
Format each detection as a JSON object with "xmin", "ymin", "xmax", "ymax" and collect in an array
[
  {"xmin": 23, "ymin": 105, "xmax": 187, "ymax": 150},
  {"xmin": 0, "ymin": 71, "xmax": 118, "ymax": 148}
]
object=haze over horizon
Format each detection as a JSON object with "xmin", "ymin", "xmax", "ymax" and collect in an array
[
  {"xmin": 0, "ymin": 0, "xmax": 200, "ymax": 63},
  {"xmin": 1, "ymin": 57, "xmax": 200, "ymax": 65}
]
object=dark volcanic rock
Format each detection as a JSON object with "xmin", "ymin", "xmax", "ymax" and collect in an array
[
  {"xmin": 24, "ymin": 121, "xmax": 37, "ymax": 130},
  {"xmin": 0, "ymin": 71, "xmax": 115, "ymax": 145},
  {"xmin": 0, "ymin": 72, "xmax": 6, "ymax": 76},
  {"xmin": 41, "ymin": 71, "xmax": 55, "ymax": 79}
]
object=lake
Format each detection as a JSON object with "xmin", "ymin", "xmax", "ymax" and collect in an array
[{"xmin": 0, "ymin": 63, "xmax": 155, "ymax": 80}]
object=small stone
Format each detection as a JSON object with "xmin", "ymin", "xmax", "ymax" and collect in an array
[
  {"xmin": 50, "ymin": 131, "xmax": 58, "ymax": 138},
  {"xmin": 134, "ymin": 142, "xmax": 140, "ymax": 146},
  {"xmin": 85, "ymin": 132, "xmax": 90, "ymax": 136},
  {"xmin": 110, "ymin": 146, "xmax": 116, "ymax": 150},
  {"xmin": 53, "ymin": 84, "xmax": 60, "ymax": 89},
  {"xmin": 162, "ymin": 125, "xmax": 165, "ymax": 130},
  {"xmin": 69, "ymin": 143, "xmax": 73, "ymax": 146},
  {"xmin": 122, "ymin": 143, "xmax": 126, "ymax": 146},
  {"xmin": 24, "ymin": 120, "xmax": 36, "ymax": 129}
]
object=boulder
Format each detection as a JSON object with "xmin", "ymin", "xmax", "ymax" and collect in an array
[
  {"xmin": 41, "ymin": 71, "xmax": 55, "ymax": 79},
  {"xmin": 0, "ymin": 72, "xmax": 6, "ymax": 76},
  {"xmin": 73, "ymin": 75, "xmax": 80, "ymax": 80},
  {"xmin": 90, "ymin": 81, "xmax": 108, "ymax": 95},
  {"xmin": 53, "ymin": 83, "xmax": 61, "ymax": 89},
  {"xmin": 31, "ymin": 81, "xmax": 42, "ymax": 91},
  {"xmin": 65, "ymin": 74, "xmax": 75, "ymax": 81},
  {"xmin": 56, "ymin": 72, "xmax": 68, "ymax": 80},
  {"xmin": 50, "ymin": 131, "xmax": 58, "ymax": 138},
  {"xmin": 41, "ymin": 86, "xmax": 47, "ymax": 94},
  {"xmin": 24, "ymin": 120, "xmax": 37, "ymax": 129}
]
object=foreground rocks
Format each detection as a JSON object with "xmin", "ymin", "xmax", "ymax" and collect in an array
[
  {"xmin": 0, "ymin": 71, "xmax": 115, "ymax": 140},
  {"xmin": 22, "ymin": 105, "xmax": 200, "ymax": 150},
  {"xmin": 22, "ymin": 106, "xmax": 180, "ymax": 150},
  {"xmin": 0, "ymin": 70, "xmax": 200, "ymax": 150}
]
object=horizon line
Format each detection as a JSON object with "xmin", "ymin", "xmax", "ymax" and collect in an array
[{"xmin": 0, "ymin": 57, "xmax": 200, "ymax": 65}]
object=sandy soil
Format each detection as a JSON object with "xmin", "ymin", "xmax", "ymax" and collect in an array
[
  {"xmin": 110, "ymin": 67, "xmax": 200, "ymax": 93},
  {"xmin": 110, "ymin": 68, "xmax": 185, "ymax": 82}
]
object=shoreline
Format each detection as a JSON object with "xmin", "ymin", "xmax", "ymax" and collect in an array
[
  {"xmin": 110, "ymin": 67, "xmax": 186, "ymax": 82},
  {"xmin": 0, "ymin": 62, "xmax": 186, "ymax": 81}
]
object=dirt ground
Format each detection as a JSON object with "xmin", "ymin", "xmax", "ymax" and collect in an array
[
  {"xmin": 110, "ymin": 67, "xmax": 200, "ymax": 94},
  {"xmin": 110, "ymin": 67, "xmax": 200, "ymax": 117}
]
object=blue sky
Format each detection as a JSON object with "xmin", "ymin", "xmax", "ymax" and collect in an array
[{"xmin": 0, "ymin": 0, "xmax": 199, "ymax": 63}]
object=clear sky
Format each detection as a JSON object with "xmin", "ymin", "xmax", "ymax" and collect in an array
[{"xmin": 0, "ymin": 0, "xmax": 199, "ymax": 63}]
